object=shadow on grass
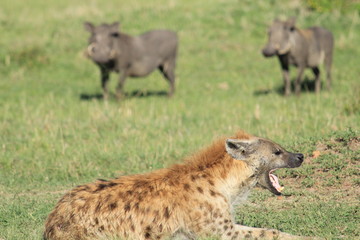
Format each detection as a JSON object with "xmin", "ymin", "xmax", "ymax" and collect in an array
[
  {"xmin": 254, "ymin": 76, "xmax": 318, "ymax": 96},
  {"xmin": 127, "ymin": 90, "xmax": 168, "ymax": 98},
  {"xmin": 80, "ymin": 93, "xmax": 104, "ymax": 100},
  {"xmin": 79, "ymin": 90, "xmax": 168, "ymax": 101}
]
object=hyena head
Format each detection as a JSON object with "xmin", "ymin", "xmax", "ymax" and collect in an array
[{"xmin": 225, "ymin": 137, "xmax": 304, "ymax": 195}]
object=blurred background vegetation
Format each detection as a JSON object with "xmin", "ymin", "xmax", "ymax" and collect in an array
[
  {"xmin": 0, "ymin": 0, "xmax": 359, "ymax": 239},
  {"xmin": 305, "ymin": 0, "xmax": 360, "ymax": 13}
]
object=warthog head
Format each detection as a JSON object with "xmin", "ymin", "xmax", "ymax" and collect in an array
[
  {"xmin": 84, "ymin": 22, "xmax": 120, "ymax": 64},
  {"xmin": 262, "ymin": 17, "xmax": 296, "ymax": 57}
]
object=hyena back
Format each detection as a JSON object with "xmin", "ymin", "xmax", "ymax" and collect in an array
[{"xmin": 44, "ymin": 131, "xmax": 311, "ymax": 240}]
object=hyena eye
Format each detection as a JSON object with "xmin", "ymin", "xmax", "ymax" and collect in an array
[{"xmin": 274, "ymin": 150, "xmax": 282, "ymax": 155}]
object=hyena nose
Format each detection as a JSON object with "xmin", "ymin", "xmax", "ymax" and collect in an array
[{"xmin": 296, "ymin": 153, "xmax": 304, "ymax": 163}]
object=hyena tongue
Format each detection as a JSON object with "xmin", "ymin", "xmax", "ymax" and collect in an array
[{"xmin": 270, "ymin": 173, "xmax": 284, "ymax": 192}]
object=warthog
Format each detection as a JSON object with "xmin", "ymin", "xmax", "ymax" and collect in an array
[
  {"xmin": 84, "ymin": 22, "xmax": 178, "ymax": 99},
  {"xmin": 262, "ymin": 17, "xmax": 334, "ymax": 95}
]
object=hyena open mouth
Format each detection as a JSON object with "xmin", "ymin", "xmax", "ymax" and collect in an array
[
  {"xmin": 263, "ymin": 151, "xmax": 304, "ymax": 196},
  {"xmin": 269, "ymin": 169, "xmax": 284, "ymax": 193},
  {"xmin": 260, "ymin": 169, "xmax": 284, "ymax": 196}
]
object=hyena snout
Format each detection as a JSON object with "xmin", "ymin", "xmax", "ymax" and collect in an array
[{"xmin": 288, "ymin": 153, "xmax": 304, "ymax": 168}]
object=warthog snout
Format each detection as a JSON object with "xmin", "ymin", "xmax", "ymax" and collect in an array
[
  {"xmin": 86, "ymin": 42, "xmax": 114, "ymax": 63},
  {"xmin": 262, "ymin": 45, "xmax": 277, "ymax": 57},
  {"xmin": 87, "ymin": 43, "xmax": 117, "ymax": 60}
]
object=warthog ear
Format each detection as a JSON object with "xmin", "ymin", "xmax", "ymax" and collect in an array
[
  {"xmin": 110, "ymin": 21, "xmax": 120, "ymax": 31},
  {"xmin": 84, "ymin": 22, "xmax": 95, "ymax": 32},
  {"xmin": 287, "ymin": 17, "xmax": 296, "ymax": 29},
  {"xmin": 225, "ymin": 139, "xmax": 258, "ymax": 160}
]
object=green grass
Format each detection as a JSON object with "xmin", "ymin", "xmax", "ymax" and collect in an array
[{"xmin": 0, "ymin": 0, "xmax": 359, "ymax": 239}]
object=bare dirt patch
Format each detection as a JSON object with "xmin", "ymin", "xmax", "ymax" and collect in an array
[{"xmin": 279, "ymin": 135, "xmax": 360, "ymax": 204}]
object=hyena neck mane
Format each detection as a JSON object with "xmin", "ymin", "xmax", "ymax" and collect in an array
[
  {"xmin": 170, "ymin": 131, "xmax": 251, "ymax": 172},
  {"xmin": 164, "ymin": 131, "xmax": 256, "ymax": 202},
  {"xmin": 107, "ymin": 131, "xmax": 256, "ymax": 205}
]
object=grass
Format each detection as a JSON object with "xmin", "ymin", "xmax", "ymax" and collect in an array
[{"xmin": 0, "ymin": 0, "xmax": 359, "ymax": 239}]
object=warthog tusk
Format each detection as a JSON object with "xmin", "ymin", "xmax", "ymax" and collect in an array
[
  {"xmin": 110, "ymin": 49, "xmax": 117, "ymax": 58},
  {"xmin": 278, "ymin": 42, "xmax": 291, "ymax": 55},
  {"xmin": 87, "ymin": 43, "xmax": 96, "ymax": 56},
  {"xmin": 278, "ymin": 36, "xmax": 295, "ymax": 55}
]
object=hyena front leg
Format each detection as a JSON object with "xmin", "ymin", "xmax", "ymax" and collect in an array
[
  {"xmin": 190, "ymin": 205, "xmax": 315, "ymax": 240},
  {"xmin": 224, "ymin": 225, "xmax": 314, "ymax": 240},
  {"xmin": 191, "ymin": 208, "xmax": 302, "ymax": 239}
]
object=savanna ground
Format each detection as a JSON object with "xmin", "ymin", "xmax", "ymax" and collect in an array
[{"xmin": 0, "ymin": 0, "xmax": 359, "ymax": 239}]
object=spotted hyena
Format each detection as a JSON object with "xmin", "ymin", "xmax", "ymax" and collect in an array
[{"xmin": 44, "ymin": 131, "xmax": 311, "ymax": 240}]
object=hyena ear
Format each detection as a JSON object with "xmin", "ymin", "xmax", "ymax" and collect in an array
[
  {"xmin": 84, "ymin": 22, "xmax": 95, "ymax": 33},
  {"xmin": 225, "ymin": 139, "xmax": 257, "ymax": 160}
]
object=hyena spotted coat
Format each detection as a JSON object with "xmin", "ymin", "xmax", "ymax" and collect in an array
[{"xmin": 44, "ymin": 131, "xmax": 311, "ymax": 240}]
